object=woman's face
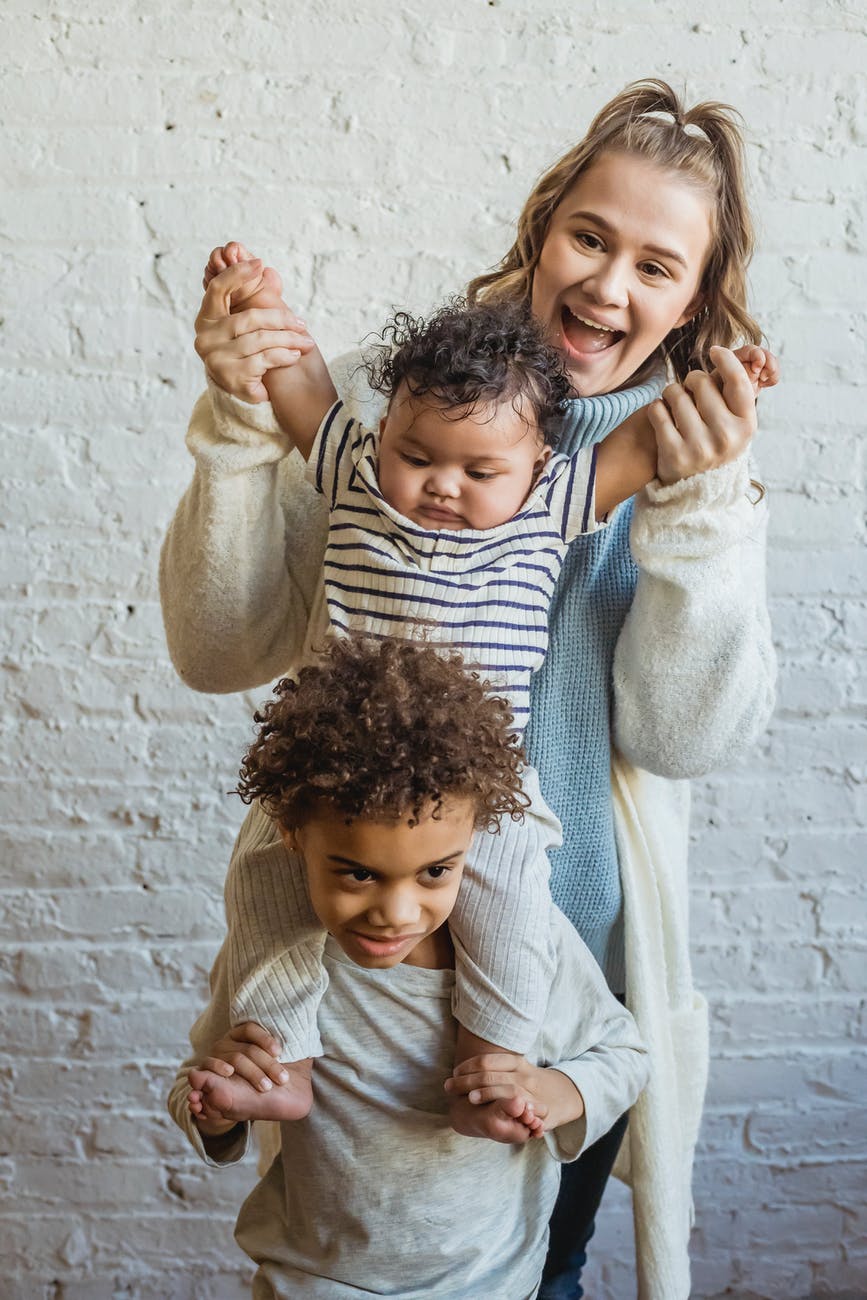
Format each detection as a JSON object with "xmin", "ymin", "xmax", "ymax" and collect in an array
[{"xmin": 530, "ymin": 151, "xmax": 714, "ymax": 396}]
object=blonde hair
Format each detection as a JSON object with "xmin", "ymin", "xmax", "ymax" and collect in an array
[{"xmin": 468, "ymin": 78, "xmax": 763, "ymax": 384}]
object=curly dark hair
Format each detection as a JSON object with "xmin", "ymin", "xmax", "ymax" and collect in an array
[
  {"xmin": 363, "ymin": 297, "xmax": 571, "ymax": 447},
  {"xmin": 236, "ymin": 637, "xmax": 528, "ymax": 832}
]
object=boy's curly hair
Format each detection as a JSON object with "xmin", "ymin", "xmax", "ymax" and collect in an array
[
  {"xmin": 363, "ymin": 297, "xmax": 571, "ymax": 447},
  {"xmin": 236, "ymin": 637, "xmax": 528, "ymax": 832}
]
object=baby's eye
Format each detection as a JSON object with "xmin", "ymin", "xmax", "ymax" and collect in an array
[
  {"xmin": 466, "ymin": 469, "xmax": 498, "ymax": 482},
  {"xmin": 400, "ymin": 452, "xmax": 429, "ymax": 467}
]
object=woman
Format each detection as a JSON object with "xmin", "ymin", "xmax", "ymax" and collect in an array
[{"xmin": 161, "ymin": 79, "xmax": 776, "ymax": 1298}]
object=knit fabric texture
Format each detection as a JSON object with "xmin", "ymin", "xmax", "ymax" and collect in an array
[{"xmin": 526, "ymin": 377, "xmax": 663, "ymax": 991}]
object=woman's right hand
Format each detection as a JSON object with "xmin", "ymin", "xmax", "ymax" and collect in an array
[{"xmin": 193, "ymin": 261, "xmax": 316, "ymax": 404}]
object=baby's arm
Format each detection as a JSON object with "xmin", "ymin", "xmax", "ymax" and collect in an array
[
  {"xmin": 592, "ymin": 345, "xmax": 778, "ymax": 519},
  {"xmin": 203, "ymin": 241, "xmax": 337, "ymax": 456}
]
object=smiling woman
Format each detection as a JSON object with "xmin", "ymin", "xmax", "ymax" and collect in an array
[{"xmin": 160, "ymin": 78, "xmax": 777, "ymax": 1299}]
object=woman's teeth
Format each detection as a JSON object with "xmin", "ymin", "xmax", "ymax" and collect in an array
[{"xmin": 561, "ymin": 305, "xmax": 622, "ymax": 354}]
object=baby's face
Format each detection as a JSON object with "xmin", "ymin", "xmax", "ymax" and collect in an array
[
  {"xmin": 282, "ymin": 798, "xmax": 477, "ymax": 970},
  {"xmin": 377, "ymin": 387, "xmax": 552, "ymax": 531}
]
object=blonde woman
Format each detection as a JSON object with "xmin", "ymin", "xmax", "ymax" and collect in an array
[{"xmin": 162, "ymin": 80, "xmax": 776, "ymax": 1297}]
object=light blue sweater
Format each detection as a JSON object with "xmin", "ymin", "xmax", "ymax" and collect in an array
[{"xmin": 525, "ymin": 377, "xmax": 663, "ymax": 992}]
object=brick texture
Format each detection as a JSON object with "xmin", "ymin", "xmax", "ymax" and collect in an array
[{"xmin": 2, "ymin": 2, "xmax": 865, "ymax": 1296}]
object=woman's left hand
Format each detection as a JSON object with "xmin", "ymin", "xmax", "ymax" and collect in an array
[{"xmin": 648, "ymin": 345, "xmax": 758, "ymax": 486}]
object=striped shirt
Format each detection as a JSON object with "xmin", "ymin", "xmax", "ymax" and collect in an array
[{"xmin": 307, "ymin": 400, "xmax": 601, "ymax": 732}]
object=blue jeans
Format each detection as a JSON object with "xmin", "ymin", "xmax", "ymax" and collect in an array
[{"xmin": 537, "ymin": 1111, "xmax": 629, "ymax": 1300}]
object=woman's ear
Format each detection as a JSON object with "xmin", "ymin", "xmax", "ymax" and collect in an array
[{"xmin": 673, "ymin": 290, "xmax": 706, "ymax": 330}]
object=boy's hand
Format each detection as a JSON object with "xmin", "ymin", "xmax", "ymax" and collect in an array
[
  {"xmin": 202, "ymin": 1021, "xmax": 291, "ymax": 1093},
  {"xmin": 445, "ymin": 1052, "xmax": 584, "ymax": 1142},
  {"xmin": 649, "ymin": 345, "xmax": 758, "ymax": 486}
]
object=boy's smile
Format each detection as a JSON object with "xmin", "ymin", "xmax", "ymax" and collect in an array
[{"xmin": 282, "ymin": 798, "xmax": 478, "ymax": 970}]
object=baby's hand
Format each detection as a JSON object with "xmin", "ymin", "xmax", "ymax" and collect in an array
[
  {"xmin": 203, "ymin": 240, "xmax": 285, "ymax": 314},
  {"xmin": 730, "ymin": 344, "xmax": 780, "ymax": 397}
]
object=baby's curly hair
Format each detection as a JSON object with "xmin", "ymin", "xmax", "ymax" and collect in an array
[
  {"xmin": 364, "ymin": 297, "xmax": 571, "ymax": 447},
  {"xmin": 236, "ymin": 636, "xmax": 528, "ymax": 832}
]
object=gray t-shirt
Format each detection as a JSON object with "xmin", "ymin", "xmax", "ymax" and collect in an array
[{"xmin": 169, "ymin": 910, "xmax": 647, "ymax": 1299}]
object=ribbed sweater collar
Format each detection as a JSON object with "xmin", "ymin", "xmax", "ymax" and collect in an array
[{"xmin": 556, "ymin": 372, "xmax": 666, "ymax": 455}]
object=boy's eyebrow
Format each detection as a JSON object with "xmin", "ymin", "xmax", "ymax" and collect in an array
[
  {"xmin": 327, "ymin": 850, "xmax": 465, "ymax": 871},
  {"xmin": 565, "ymin": 208, "xmax": 688, "ymax": 268}
]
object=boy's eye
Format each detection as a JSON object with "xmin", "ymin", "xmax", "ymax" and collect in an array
[
  {"xmin": 342, "ymin": 868, "xmax": 374, "ymax": 883},
  {"xmin": 422, "ymin": 864, "xmax": 453, "ymax": 883}
]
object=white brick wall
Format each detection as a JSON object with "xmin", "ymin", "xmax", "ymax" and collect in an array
[{"xmin": 2, "ymin": 2, "xmax": 865, "ymax": 1296}]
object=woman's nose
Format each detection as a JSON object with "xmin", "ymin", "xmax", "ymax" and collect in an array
[{"xmin": 583, "ymin": 257, "xmax": 630, "ymax": 310}]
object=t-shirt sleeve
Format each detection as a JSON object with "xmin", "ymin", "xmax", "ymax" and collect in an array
[
  {"xmin": 305, "ymin": 400, "xmax": 356, "ymax": 506},
  {"xmin": 546, "ymin": 445, "xmax": 603, "ymax": 542}
]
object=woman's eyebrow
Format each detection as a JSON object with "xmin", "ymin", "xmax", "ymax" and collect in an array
[{"xmin": 565, "ymin": 209, "xmax": 688, "ymax": 268}]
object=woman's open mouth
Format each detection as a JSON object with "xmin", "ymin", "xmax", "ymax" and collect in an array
[{"xmin": 560, "ymin": 305, "xmax": 624, "ymax": 356}]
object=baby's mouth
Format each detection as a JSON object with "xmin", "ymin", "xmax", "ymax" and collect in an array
[{"xmin": 560, "ymin": 305, "xmax": 624, "ymax": 355}]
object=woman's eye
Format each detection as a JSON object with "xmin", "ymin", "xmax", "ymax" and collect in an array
[
  {"xmin": 576, "ymin": 231, "xmax": 603, "ymax": 251},
  {"xmin": 640, "ymin": 262, "xmax": 668, "ymax": 280}
]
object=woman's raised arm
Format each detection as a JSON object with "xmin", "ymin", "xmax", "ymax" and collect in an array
[
  {"xmin": 612, "ymin": 451, "xmax": 776, "ymax": 778},
  {"xmin": 159, "ymin": 263, "xmax": 329, "ymax": 693}
]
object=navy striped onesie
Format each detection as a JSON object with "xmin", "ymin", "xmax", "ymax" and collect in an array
[{"xmin": 308, "ymin": 400, "xmax": 601, "ymax": 733}]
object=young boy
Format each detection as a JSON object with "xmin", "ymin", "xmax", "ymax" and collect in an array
[{"xmin": 168, "ymin": 637, "xmax": 647, "ymax": 1299}]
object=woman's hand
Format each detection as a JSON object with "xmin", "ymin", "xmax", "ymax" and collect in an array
[
  {"xmin": 649, "ymin": 345, "xmax": 759, "ymax": 486},
  {"xmin": 193, "ymin": 261, "xmax": 316, "ymax": 404}
]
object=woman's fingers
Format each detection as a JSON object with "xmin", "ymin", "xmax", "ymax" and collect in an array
[
  {"xmin": 228, "ymin": 1022, "xmax": 282, "ymax": 1056},
  {"xmin": 196, "ymin": 259, "xmax": 264, "ymax": 328}
]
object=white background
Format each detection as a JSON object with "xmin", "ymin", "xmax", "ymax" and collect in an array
[{"xmin": 2, "ymin": 2, "xmax": 865, "ymax": 1296}]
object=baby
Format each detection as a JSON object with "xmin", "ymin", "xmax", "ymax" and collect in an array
[{"xmin": 168, "ymin": 636, "xmax": 648, "ymax": 1298}]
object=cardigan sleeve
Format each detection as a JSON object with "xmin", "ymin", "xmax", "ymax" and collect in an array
[
  {"xmin": 611, "ymin": 452, "xmax": 776, "ymax": 779},
  {"xmin": 159, "ymin": 352, "xmax": 378, "ymax": 694}
]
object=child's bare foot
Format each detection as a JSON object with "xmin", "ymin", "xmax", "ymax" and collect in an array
[
  {"xmin": 448, "ymin": 1092, "xmax": 543, "ymax": 1144},
  {"xmin": 188, "ymin": 1059, "xmax": 313, "ymax": 1126},
  {"xmin": 203, "ymin": 240, "xmax": 286, "ymax": 314}
]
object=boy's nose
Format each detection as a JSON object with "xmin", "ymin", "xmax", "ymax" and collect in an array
[{"xmin": 371, "ymin": 888, "xmax": 422, "ymax": 930}]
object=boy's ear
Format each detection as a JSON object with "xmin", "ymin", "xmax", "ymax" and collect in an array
[{"xmin": 279, "ymin": 825, "xmax": 299, "ymax": 853}]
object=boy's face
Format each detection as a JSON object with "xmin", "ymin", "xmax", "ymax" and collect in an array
[
  {"xmin": 377, "ymin": 387, "xmax": 552, "ymax": 531},
  {"xmin": 282, "ymin": 798, "xmax": 477, "ymax": 969}
]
